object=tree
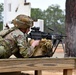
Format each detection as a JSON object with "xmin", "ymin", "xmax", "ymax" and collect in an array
[
  {"xmin": 65, "ymin": 0, "xmax": 76, "ymax": 57},
  {"xmin": 0, "ymin": 3, "xmax": 3, "ymax": 30},
  {"xmin": 43, "ymin": 5, "xmax": 65, "ymax": 34},
  {"xmin": 31, "ymin": 8, "xmax": 43, "ymax": 21},
  {"xmin": 31, "ymin": 5, "xmax": 65, "ymax": 34},
  {"xmin": 0, "ymin": 3, "xmax": 3, "ymax": 21}
]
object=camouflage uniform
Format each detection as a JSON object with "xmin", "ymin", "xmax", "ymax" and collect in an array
[
  {"xmin": 0, "ymin": 14, "xmax": 34, "ymax": 58},
  {"xmin": 4, "ymin": 28, "xmax": 34, "ymax": 58}
]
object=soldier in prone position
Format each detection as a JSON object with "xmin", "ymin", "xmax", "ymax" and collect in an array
[
  {"xmin": 0, "ymin": 14, "xmax": 38, "ymax": 58},
  {"xmin": 0, "ymin": 14, "xmax": 52, "ymax": 58}
]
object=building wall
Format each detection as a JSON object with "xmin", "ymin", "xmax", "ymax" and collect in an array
[
  {"xmin": 4, "ymin": 0, "xmax": 31, "ymax": 28},
  {"xmin": 34, "ymin": 19, "xmax": 44, "ymax": 31}
]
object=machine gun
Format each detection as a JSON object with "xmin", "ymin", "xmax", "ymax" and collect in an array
[
  {"xmin": 28, "ymin": 27, "xmax": 66, "ymax": 58},
  {"xmin": 28, "ymin": 27, "xmax": 52, "ymax": 40}
]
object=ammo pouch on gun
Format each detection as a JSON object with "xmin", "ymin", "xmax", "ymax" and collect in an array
[{"xmin": 30, "ymin": 39, "xmax": 53, "ymax": 58}]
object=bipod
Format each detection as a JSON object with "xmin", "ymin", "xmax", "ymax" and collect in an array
[{"xmin": 51, "ymin": 39, "xmax": 65, "ymax": 56}]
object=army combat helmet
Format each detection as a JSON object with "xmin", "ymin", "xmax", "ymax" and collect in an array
[{"xmin": 12, "ymin": 14, "xmax": 33, "ymax": 28}]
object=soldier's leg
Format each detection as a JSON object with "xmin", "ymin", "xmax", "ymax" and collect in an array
[
  {"xmin": 0, "ymin": 46, "xmax": 11, "ymax": 58},
  {"xmin": 0, "ymin": 46, "xmax": 6, "ymax": 58}
]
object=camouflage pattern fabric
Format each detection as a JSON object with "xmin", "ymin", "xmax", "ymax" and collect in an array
[
  {"xmin": 0, "ymin": 28, "xmax": 34, "ymax": 58},
  {"xmin": 12, "ymin": 14, "xmax": 33, "ymax": 28},
  {"xmin": 0, "ymin": 36, "xmax": 11, "ymax": 58}
]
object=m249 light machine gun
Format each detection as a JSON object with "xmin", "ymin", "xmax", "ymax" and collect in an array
[{"xmin": 28, "ymin": 27, "xmax": 66, "ymax": 57}]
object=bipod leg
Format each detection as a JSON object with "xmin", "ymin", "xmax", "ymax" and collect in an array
[
  {"xmin": 52, "ymin": 40, "xmax": 61, "ymax": 55},
  {"xmin": 61, "ymin": 40, "xmax": 65, "ymax": 57},
  {"xmin": 61, "ymin": 40, "xmax": 65, "ymax": 51}
]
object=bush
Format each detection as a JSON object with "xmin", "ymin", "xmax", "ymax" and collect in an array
[{"xmin": 0, "ymin": 22, "xmax": 3, "ymax": 31}]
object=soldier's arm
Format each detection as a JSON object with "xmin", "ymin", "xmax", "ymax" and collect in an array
[{"xmin": 19, "ymin": 40, "xmax": 40, "ymax": 58}]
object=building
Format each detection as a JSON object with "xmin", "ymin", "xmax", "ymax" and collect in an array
[{"xmin": 4, "ymin": 0, "xmax": 44, "ymax": 31}]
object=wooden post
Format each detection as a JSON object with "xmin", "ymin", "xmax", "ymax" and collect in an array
[
  {"xmin": 34, "ymin": 70, "xmax": 42, "ymax": 75},
  {"xmin": 63, "ymin": 69, "xmax": 72, "ymax": 75}
]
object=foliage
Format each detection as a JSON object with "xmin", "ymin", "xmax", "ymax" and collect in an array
[
  {"xmin": 0, "ymin": 3, "xmax": 3, "ymax": 21},
  {"xmin": 0, "ymin": 22, "xmax": 3, "ymax": 31},
  {"xmin": 0, "ymin": 3, "xmax": 3, "ymax": 30},
  {"xmin": 31, "ymin": 4, "xmax": 65, "ymax": 35},
  {"xmin": 31, "ymin": 8, "xmax": 44, "ymax": 20},
  {"xmin": 43, "ymin": 5, "xmax": 65, "ymax": 34}
]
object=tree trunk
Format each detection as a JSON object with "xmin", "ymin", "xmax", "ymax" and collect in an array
[{"xmin": 65, "ymin": 0, "xmax": 76, "ymax": 57}]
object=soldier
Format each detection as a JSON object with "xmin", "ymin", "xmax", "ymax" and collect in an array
[{"xmin": 0, "ymin": 14, "xmax": 40, "ymax": 58}]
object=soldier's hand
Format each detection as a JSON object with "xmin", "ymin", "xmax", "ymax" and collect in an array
[{"xmin": 31, "ymin": 40, "xmax": 40, "ymax": 48}]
